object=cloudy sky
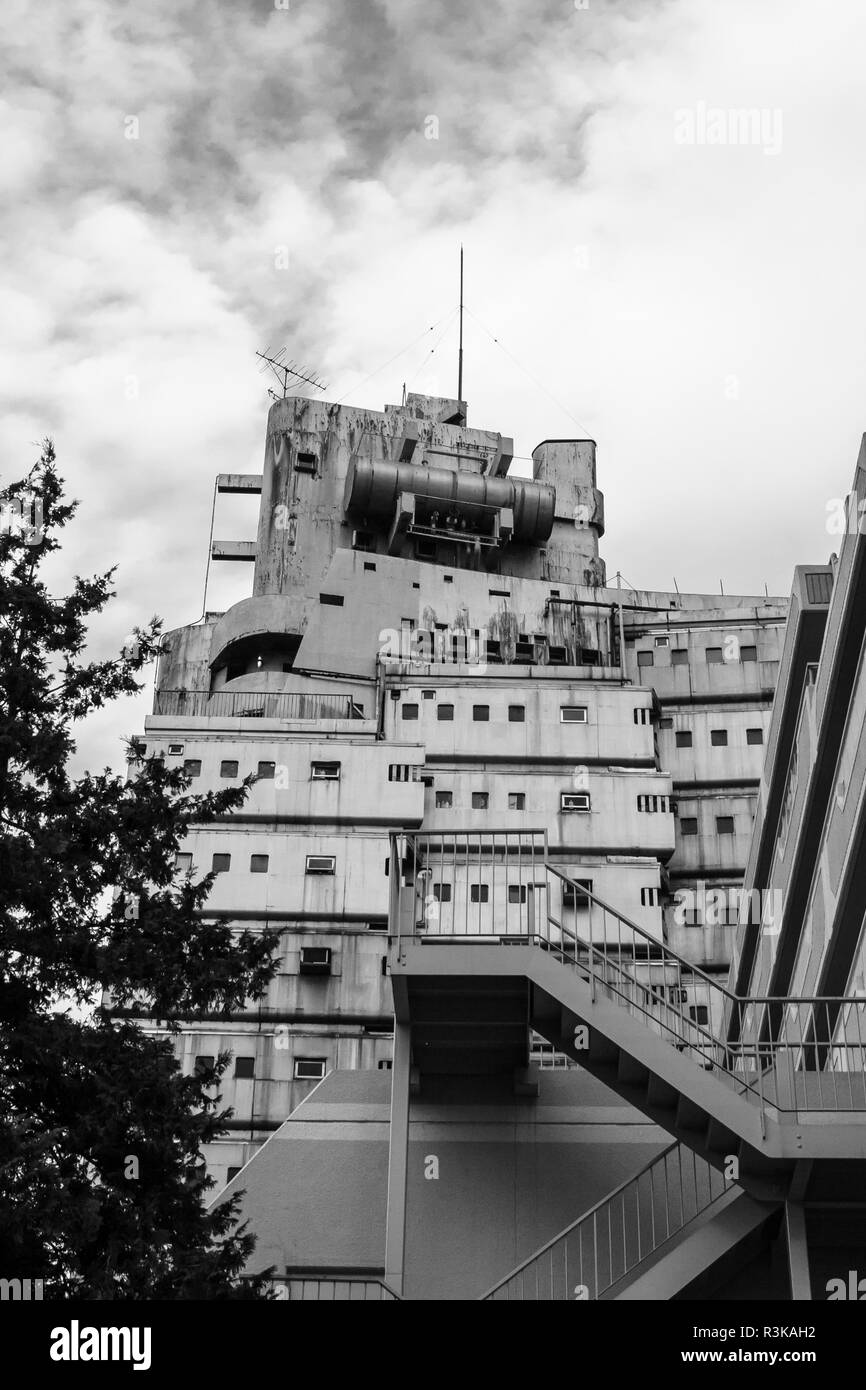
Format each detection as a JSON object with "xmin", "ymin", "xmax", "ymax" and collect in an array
[{"xmin": 3, "ymin": 0, "xmax": 865, "ymax": 772}]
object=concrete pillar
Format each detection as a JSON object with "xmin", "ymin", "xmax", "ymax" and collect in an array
[{"xmin": 384, "ymin": 1021, "xmax": 411, "ymax": 1296}]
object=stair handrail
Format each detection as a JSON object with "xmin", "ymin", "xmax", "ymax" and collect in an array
[{"xmin": 479, "ymin": 1140, "xmax": 730, "ymax": 1301}]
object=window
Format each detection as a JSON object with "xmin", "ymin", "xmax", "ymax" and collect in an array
[
  {"xmin": 669, "ymin": 987, "xmax": 688, "ymax": 1004},
  {"xmin": 706, "ymin": 647, "xmax": 723, "ymax": 664},
  {"xmin": 367, "ymin": 918, "xmax": 388, "ymax": 932},
  {"xmin": 183, "ymin": 759, "xmax": 202, "ymax": 778},
  {"xmin": 747, "ymin": 727, "xmax": 764, "ymax": 745},
  {"xmin": 716, "ymin": 816, "xmax": 735, "ymax": 835},
  {"xmin": 296, "ymin": 451, "xmax": 318, "ymax": 472},
  {"xmin": 658, "ymin": 717, "xmax": 674, "ymax": 729},
  {"xmin": 640, "ymin": 887, "xmax": 660, "ymax": 906},
  {"xmin": 168, "ymin": 742, "xmax": 184, "ymax": 756},
  {"xmin": 680, "ymin": 817, "xmax": 698, "ymax": 836},
  {"xmin": 388, "ymin": 764, "xmax": 414, "ymax": 781},
  {"xmin": 654, "ymin": 636, "xmax": 669, "ymax": 648},
  {"xmin": 560, "ymin": 706, "xmax": 588, "ymax": 723},
  {"xmin": 377, "ymin": 1060, "xmax": 393, "ymax": 1071},
  {"xmin": 435, "ymin": 791, "xmax": 453, "ymax": 808},
  {"xmin": 508, "ymin": 705, "xmax": 525, "ymax": 722},
  {"xmin": 364, "ymin": 561, "xmax": 376, "ymax": 572},
  {"xmin": 473, "ymin": 704, "xmax": 490, "ymax": 722},
  {"xmin": 561, "ymin": 792, "xmax": 591, "ymax": 812},
  {"xmin": 508, "ymin": 792, "xmax": 525, "ymax": 810},
  {"xmin": 508, "ymin": 885, "xmax": 527, "ymax": 904},
  {"xmin": 319, "ymin": 593, "xmax": 344, "ymax": 606},
  {"xmin": 489, "ymin": 588, "xmax": 510, "ymax": 598},
  {"xmin": 415, "ymin": 540, "xmax": 437, "ymax": 560},
  {"xmin": 437, "ymin": 703, "xmax": 454, "ymax": 721},
  {"xmin": 671, "ymin": 649, "xmax": 689, "ymax": 667},
  {"xmin": 470, "ymin": 884, "xmax": 489, "ymax": 903},
  {"xmin": 710, "ymin": 729, "xmax": 728, "ymax": 747},
  {"xmin": 299, "ymin": 947, "xmax": 332, "ymax": 975},
  {"xmin": 294, "ymin": 1058, "xmax": 326, "ymax": 1081},
  {"xmin": 444, "ymin": 575, "xmax": 453, "ymax": 584},
  {"xmin": 676, "ymin": 731, "xmax": 693, "ymax": 748},
  {"xmin": 305, "ymin": 855, "xmax": 336, "ymax": 874},
  {"xmin": 562, "ymin": 878, "xmax": 593, "ymax": 908},
  {"xmin": 689, "ymin": 1005, "xmax": 709, "ymax": 1026},
  {"xmin": 433, "ymin": 883, "xmax": 452, "ymax": 903},
  {"xmin": 471, "ymin": 792, "xmax": 489, "ymax": 809},
  {"xmin": 402, "ymin": 704, "xmax": 419, "ymax": 721},
  {"xmin": 175, "ymin": 852, "xmax": 193, "ymax": 872},
  {"xmin": 311, "ymin": 761, "xmax": 341, "ymax": 780},
  {"xmin": 212, "ymin": 853, "xmax": 231, "ymax": 874},
  {"xmin": 194, "ymin": 1055, "xmax": 214, "ymax": 1075},
  {"xmin": 634, "ymin": 707, "xmax": 651, "ymax": 725},
  {"xmin": 220, "ymin": 760, "xmax": 239, "ymax": 778},
  {"xmin": 257, "ymin": 761, "xmax": 275, "ymax": 779},
  {"xmin": 637, "ymin": 650, "xmax": 654, "ymax": 668},
  {"xmin": 637, "ymin": 795, "xmax": 668, "ymax": 812},
  {"xmin": 227, "ymin": 1166, "xmax": 241, "ymax": 1182},
  {"xmin": 740, "ymin": 645, "xmax": 758, "ymax": 663},
  {"xmin": 250, "ymin": 854, "xmax": 269, "ymax": 873},
  {"xmin": 234, "ymin": 1057, "xmax": 255, "ymax": 1079}
]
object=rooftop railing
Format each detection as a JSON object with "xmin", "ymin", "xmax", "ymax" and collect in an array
[
  {"xmin": 152, "ymin": 689, "xmax": 365, "ymax": 720},
  {"xmin": 271, "ymin": 1275, "xmax": 400, "ymax": 1301}
]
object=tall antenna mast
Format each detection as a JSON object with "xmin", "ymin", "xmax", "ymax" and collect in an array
[
  {"xmin": 457, "ymin": 245, "xmax": 464, "ymax": 404},
  {"xmin": 255, "ymin": 348, "xmax": 328, "ymax": 399}
]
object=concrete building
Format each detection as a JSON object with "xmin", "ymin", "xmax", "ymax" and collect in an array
[{"xmin": 131, "ymin": 388, "xmax": 866, "ymax": 1300}]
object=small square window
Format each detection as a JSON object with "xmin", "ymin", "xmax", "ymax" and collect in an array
[
  {"xmin": 311, "ymin": 761, "xmax": 341, "ymax": 780},
  {"xmin": 250, "ymin": 854, "xmax": 269, "ymax": 873},
  {"xmin": 658, "ymin": 717, "xmax": 674, "ymax": 729},
  {"xmin": 433, "ymin": 882, "xmax": 452, "ymax": 902},
  {"xmin": 443, "ymin": 575, "xmax": 453, "ymax": 583},
  {"xmin": 234, "ymin": 1056, "xmax": 255, "ymax": 1079},
  {"xmin": 508, "ymin": 885, "xmax": 528, "ymax": 904},
  {"xmin": 654, "ymin": 636, "xmax": 669, "ymax": 648},
  {"xmin": 473, "ymin": 705, "xmax": 490, "ymax": 722},
  {"xmin": 746, "ymin": 727, "xmax": 764, "ymax": 745},
  {"xmin": 212, "ymin": 853, "xmax": 231, "ymax": 874},
  {"xmin": 508, "ymin": 792, "xmax": 525, "ymax": 810},
  {"xmin": 168, "ymin": 742, "xmax": 184, "ymax": 756},
  {"xmin": 711, "ymin": 729, "xmax": 728, "ymax": 747},
  {"xmin": 435, "ymin": 791, "xmax": 453, "ymax": 809},
  {"xmin": 227, "ymin": 1166, "xmax": 241, "ymax": 1182},
  {"xmin": 562, "ymin": 878, "xmax": 593, "ymax": 908},
  {"xmin": 706, "ymin": 647, "xmax": 723, "ymax": 665},
  {"xmin": 402, "ymin": 704, "xmax": 419, "ymax": 720},
  {"xmin": 671, "ymin": 649, "xmax": 689, "ymax": 667},
  {"xmin": 257, "ymin": 761, "xmax": 275, "ymax": 779},
  {"xmin": 364, "ymin": 561, "xmax": 376, "ymax": 572},
  {"xmin": 689, "ymin": 1005, "xmax": 709, "ymax": 1026},
  {"xmin": 422, "ymin": 689, "xmax": 435, "ymax": 699},
  {"xmin": 470, "ymin": 884, "xmax": 489, "ymax": 903},
  {"xmin": 508, "ymin": 705, "xmax": 525, "ymax": 722},
  {"xmin": 472, "ymin": 792, "xmax": 489, "ymax": 809},
  {"xmin": 294, "ymin": 1058, "xmax": 327, "ymax": 1081},
  {"xmin": 377, "ymin": 1059, "xmax": 393, "ymax": 1071},
  {"xmin": 175, "ymin": 852, "xmax": 193, "ymax": 872},
  {"xmin": 740, "ymin": 645, "xmax": 758, "ymax": 663},
  {"xmin": 194, "ymin": 1054, "xmax": 214, "ymax": 1075},
  {"xmin": 319, "ymin": 593, "xmax": 344, "ymax": 607},
  {"xmin": 183, "ymin": 759, "xmax": 202, "ymax": 778},
  {"xmin": 220, "ymin": 760, "xmax": 239, "ymax": 778},
  {"xmin": 716, "ymin": 816, "xmax": 735, "ymax": 835},
  {"xmin": 680, "ymin": 817, "xmax": 698, "ymax": 836},
  {"xmin": 676, "ymin": 731, "xmax": 693, "ymax": 748},
  {"xmin": 438, "ymin": 704, "xmax": 454, "ymax": 721},
  {"xmin": 637, "ymin": 650, "xmax": 654, "ymax": 668},
  {"xmin": 305, "ymin": 855, "xmax": 336, "ymax": 874}
]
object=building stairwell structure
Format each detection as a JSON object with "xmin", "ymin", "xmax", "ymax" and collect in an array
[{"xmin": 128, "ymin": 381, "xmax": 866, "ymax": 1300}]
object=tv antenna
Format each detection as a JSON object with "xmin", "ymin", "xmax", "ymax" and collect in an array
[{"xmin": 256, "ymin": 348, "xmax": 328, "ymax": 399}]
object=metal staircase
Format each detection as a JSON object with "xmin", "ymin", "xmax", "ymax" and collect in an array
[
  {"xmin": 388, "ymin": 831, "xmax": 866, "ymax": 1214},
  {"xmin": 479, "ymin": 1141, "xmax": 776, "ymax": 1301}
]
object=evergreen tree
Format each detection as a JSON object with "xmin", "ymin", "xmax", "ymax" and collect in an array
[{"xmin": 0, "ymin": 443, "xmax": 279, "ymax": 1298}]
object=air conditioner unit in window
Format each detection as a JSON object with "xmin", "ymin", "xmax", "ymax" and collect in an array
[
  {"xmin": 299, "ymin": 946, "xmax": 332, "ymax": 975},
  {"xmin": 547, "ymin": 645, "xmax": 567, "ymax": 664},
  {"xmin": 167, "ymin": 743, "xmax": 184, "ymax": 756},
  {"xmin": 305, "ymin": 855, "xmax": 336, "ymax": 875},
  {"xmin": 514, "ymin": 640, "xmax": 534, "ymax": 663},
  {"xmin": 561, "ymin": 793, "xmax": 591, "ymax": 812}
]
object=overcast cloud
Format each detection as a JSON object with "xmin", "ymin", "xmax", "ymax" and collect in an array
[{"xmin": 2, "ymin": 0, "xmax": 865, "ymax": 771}]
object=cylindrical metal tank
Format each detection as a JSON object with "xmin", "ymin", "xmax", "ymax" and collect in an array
[{"xmin": 343, "ymin": 457, "xmax": 555, "ymax": 542}]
